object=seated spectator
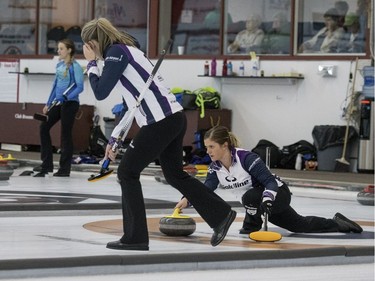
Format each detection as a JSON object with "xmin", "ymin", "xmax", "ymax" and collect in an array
[
  {"xmin": 339, "ymin": 13, "xmax": 365, "ymax": 53},
  {"xmin": 334, "ymin": 1, "xmax": 349, "ymax": 28},
  {"xmin": 298, "ymin": 8, "xmax": 344, "ymax": 53},
  {"xmin": 261, "ymin": 11, "xmax": 290, "ymax": 54},
  {"xmin": 227, "ymin": 14, "xmax": 264, "ymax": 54}
]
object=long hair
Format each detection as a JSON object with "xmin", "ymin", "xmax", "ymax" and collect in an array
[
  {"xmin": 81, "ymin": 18, "xmax": 137, "ymax": 57},
  {"xmin": 59, "ymin": 38, "xmax": 75, "ymax": 77},
  {"xmin": 204, "ymin": 126, "xmax": 240, "ymax": 149}
]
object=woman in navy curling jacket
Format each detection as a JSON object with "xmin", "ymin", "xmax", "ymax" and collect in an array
[{"xmin": 177, "ymin": 126, "xmax": 363, "ymax": 235}]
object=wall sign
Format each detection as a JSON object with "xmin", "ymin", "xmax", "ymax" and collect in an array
[{"xmin": 0, "ymin": 60, "xmax": 19, "ymax": 102}]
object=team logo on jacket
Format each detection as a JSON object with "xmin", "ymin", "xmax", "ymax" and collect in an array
[
  {"xmin": 221, "ymin": 179, "xmax": 249, "ymax": 190},
  {"xmin": 225, "ymin": 176, "xmax": 237, "ymax": 182}
]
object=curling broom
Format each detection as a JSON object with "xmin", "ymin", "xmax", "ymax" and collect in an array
[
  {"xmin": 335, "ymin": 58, "xmax": 358, "ymax": 172},
  {"xmin": 34, "ymin": 69, "xmax": 87, "ymax": 122},
  {"xmin": 249, "ymin": 212, "xmax": 282, "ymax": 242}
]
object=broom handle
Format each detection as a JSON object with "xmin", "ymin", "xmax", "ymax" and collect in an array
[
  {"xmin": 341, "ymin": 117, "xmax": 350, "ymax": 159},
  {"xmin": 341, "ymin": 58, "xmax": 358, "ymax": 158},
  {"xmin": 263, "ymin": 212, "xmax": 268, "ymax": 232},
  {"xmin": 100, "ymin": 39, "xmax": 173, "ymax": 171},
  {"xmin": 111, "ymin": 38, "xmax": 173, "ymax": 152}
]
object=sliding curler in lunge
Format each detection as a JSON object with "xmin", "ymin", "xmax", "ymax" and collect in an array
[{"xmin": 176, "ymin": 125, "xmax": 363, "ymax": 240}]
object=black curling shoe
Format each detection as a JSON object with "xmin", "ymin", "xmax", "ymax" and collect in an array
[
  {"xmin": 33, "ymin": 165, "xmax": 53, "ymax": 173},
  {"xmin": 333, "ymin": 212, "xmax": 363, "ymax": 233},
  {"xmin": 53, "ymin": 170, "xmax": 70, "ymax": 177},
  {"xmin": 211, "ymin": 210, "xmax": 236, "ymax": 246},
  {"xmin": 106, "ymin": 240, "xmax": 149, "ymax": 251},
  {"xmin": 33, "ymin": 172, "xmax": 48, "ymax": 177}
]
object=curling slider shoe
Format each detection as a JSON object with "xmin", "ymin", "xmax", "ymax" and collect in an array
[
  {"xmin": 249, "ymin": 213, "xmax": 282, "ymax": 242},
  {"xmin": 19, "ymin": 170, "xmax": 34, "ymax": 176},
  {"xmin": 88, "ymin": 158, "xmax": 113, "ymax": 182}
]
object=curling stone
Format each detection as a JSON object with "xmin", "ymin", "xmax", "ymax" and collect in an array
[
  {"xmin": 357, "ymin": 185, "xmax": 374, "ymax": 206},
  {"xmin": 183, "ymin": 164, "xmax": 198, "ymax": 176},
  {"xmin": 194, "ymin": 164, "xmax": 208, "ymax": 180},
  {"xmin": 159, "ymin": 208, "xmax": 196, "ymax": 236},
  {"xmin": 187, "ymin": 164, "xmax": 208, "ymax": 182},
  {"xmin": 0, "ymin": 161, "xmax": 14, "ymax": 181},
  {"xmin": 154, "ymin": 170, "xmax": 164, "ymax": 182},
  {"xmin": 0, "ymin": 154, "xmax": 20, "ymax": 169}
]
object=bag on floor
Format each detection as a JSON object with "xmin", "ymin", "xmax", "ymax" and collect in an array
[
  {"xmin": 279, "ymin": 140, "xmax": 316, "ymax": 169},
  {"xmin": 251, "ymin": 139, "xmax": 283, "ymax": 168},
  {"xmin": 87, "ymin": 115, "xmax": 108, "ymax": 157}
]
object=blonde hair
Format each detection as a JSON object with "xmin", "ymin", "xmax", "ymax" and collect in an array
[
  {"xmin": 81, "ymin": 18, "xmax": 137, "ymax": 56},
  {"xmin": 59, "ymin": 38, "xmax": 75, "ymax": 77},
  {"xmin": 204, "ymin": 126, "xmax": 240, "ymax": 148}
]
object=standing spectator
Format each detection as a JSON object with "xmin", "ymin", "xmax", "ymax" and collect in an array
[
  {"xmin": 34, "ymin": 38, "xmax": 84, "ymax": 177},
  {"xmin": 356, "ymin": 0, "xmax": 370, "ymax": 39}
]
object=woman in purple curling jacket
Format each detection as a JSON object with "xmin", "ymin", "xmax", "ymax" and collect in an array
[
  {"xmin": 81, "ymin": 18, "xmax": 236, "ymax": 251},
  {"xmin": 176, "ymin": 126, "xmax": 363, "ymax": 235}
]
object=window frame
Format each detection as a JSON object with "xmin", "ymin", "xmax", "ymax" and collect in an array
[
  {"xmin": 150, "ymin": 0, "xmax": 372, "ymax": 61},
  {"xmin": 0, "ymin": 0, "xmax": 372, "ymax": 61}
]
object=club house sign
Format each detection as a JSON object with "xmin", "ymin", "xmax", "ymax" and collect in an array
[{"xmin": 15, "ymin": 113, "xmax": 33, "ymax": 120}]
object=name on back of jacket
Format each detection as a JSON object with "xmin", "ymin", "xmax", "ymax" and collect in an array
[{"xmin": 106, "ymin": 55, "xmax": 123, "ymax": 62}]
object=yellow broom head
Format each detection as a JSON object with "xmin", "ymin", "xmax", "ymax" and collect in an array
[{"xmin": 249, "ymin": 230, "xmax": 282, "ymax": 242}]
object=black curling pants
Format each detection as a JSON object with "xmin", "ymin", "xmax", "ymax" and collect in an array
[
  {"xmin": 39, "ymin": 101, "xmax": 79, "ymax": 173},
  {"xmin": 117, "ymin": 111, "xmax": 232, "ymax": 244},
  {"xmin": 241, "ymin": 184, "xmax": 340, "ymax": 233}
]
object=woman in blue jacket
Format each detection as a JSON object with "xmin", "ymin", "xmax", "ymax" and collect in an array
[{"xmin": 34, "ymin": 38, "xmax": 84, "ymax": 177}]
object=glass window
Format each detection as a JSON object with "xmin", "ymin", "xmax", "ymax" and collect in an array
[
  {"xmin": 296, "ymin": 0, "xmax": 369, "ymax": 54},
  {"xmin": 39, "ymin": 0, "xmax": 91, "ymax": 55},
  {"xmin": 0, "ymin": 0, "xmax": 37, "ymax": 55},
  {"xmin": 159, "ymin": 0, "xmax": 222, "ymax": 55},
  {"xmin": 95, "ymin": 0, "xmax": 148, "ymax": 53},
  {"xmin": 225, "ymin": 0, "xmax": 292, "ymax": 55},
  {"xmin": 0, "ymin": 0, "xmax": 371, "ymax": 58}
]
